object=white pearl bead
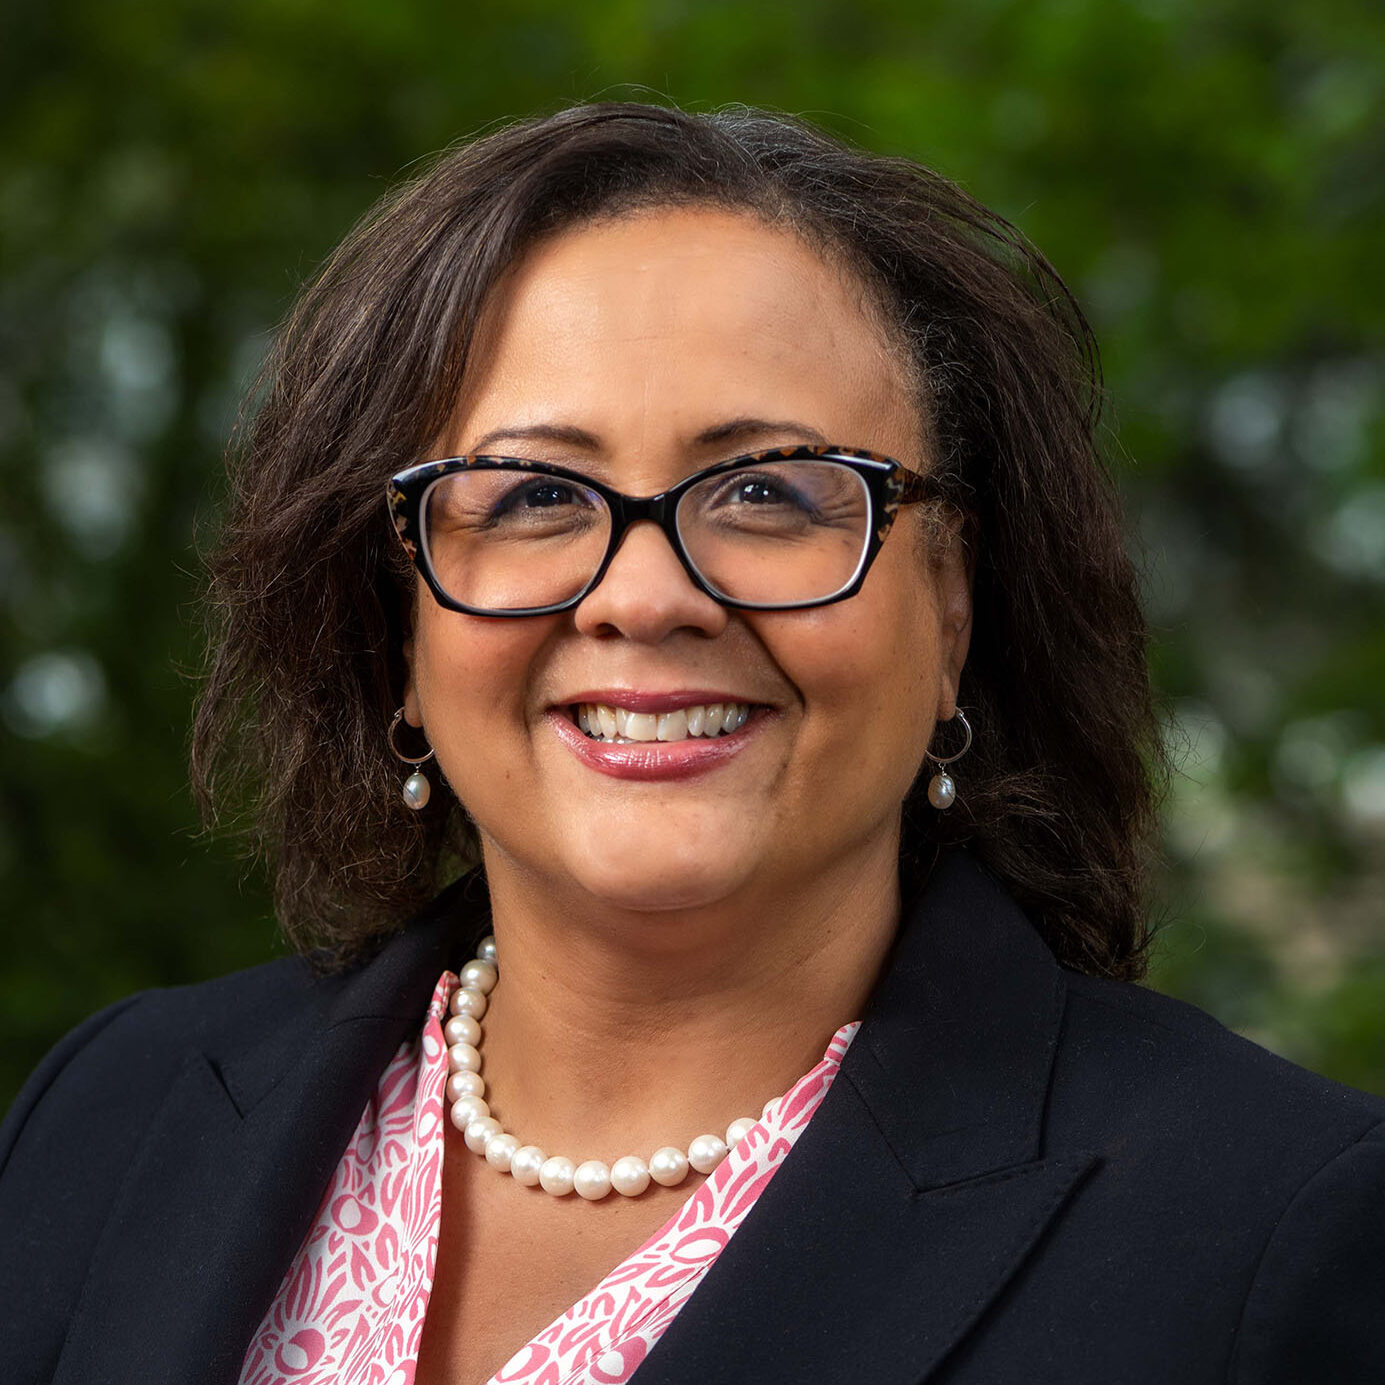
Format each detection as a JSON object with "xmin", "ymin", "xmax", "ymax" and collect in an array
[
  {"xmin": 539, "ymin": 1156, "xmax": 576, "ymax": 1196},
  {"xmin": 459, "ymin": 959, "xmax": 498, "ymax": 995},
  {"xmin": 446, "ymin": 1070, "xmax": 485, "ymax": 1103},
  {"xmin": 726, "ymin": 1117, "xmax": 756, "ymax": 1148},
  {"xmin": 446, "ymin": 933, "xmax": 763, "ymax": 1203},
  {"xmin": 402, "ymin": 771, "xmax": 430, "ymax": 810},
  {"xmin": 688, "ymin": 1134, "xmax": 728, "ymax": 1174},
  {"xmin": 649, "ymin": 1146, "xmax": 690, "ymax": 1187},
  {"xmin": 464, "ymin": 1116, "xmax": 501, "ymax": 1154},
  {"xmin": 485, "ymin": 1132, "xmax": 520, "ymax": 1171},
  {"xmin": 927, "ymin": 771, "xmax": 956, "ymax": 809},
  {"xmin": 509, "ymin": 1145, "xmax": 546, "ymax": 1187},
  {"xmin": 610, "ymin": 1155, "xmax": 651, "ymax": 1197},
  {"xmin": 450, "ymin": 987, "xmax": 488, "ymax": 1020},
  {"xmin": 447, "ymin": 1042, "xmax": 481, "ymax": 1074},
  {"xmin": 449, "ymin": 1095, "xmax": 490, "ymax": 1131},
  {"xmin": 573, "ymin": 1160, "xmax": 612, "ymax": 1201},
  {"xmin": 444, "ymin": 1014, "xmax": 481, "ymax": 1047}
]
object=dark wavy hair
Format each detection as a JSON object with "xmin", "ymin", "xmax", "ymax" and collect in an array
[{"xmin": 191, "ymin": 100, "xmax": 1171, "ymax": 980}]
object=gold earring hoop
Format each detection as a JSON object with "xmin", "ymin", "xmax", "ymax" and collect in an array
[
  {"xmin": 389, "ymin": 708, "xmax": 436, "ymax": 811},
  {"xmin": 924, "ymin": 708, "xmax": 972, "ymax": 810}
]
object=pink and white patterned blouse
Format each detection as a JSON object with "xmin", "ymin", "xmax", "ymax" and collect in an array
[{"xmin": 240, "ymin": 970, "xmax": 858, "ymax": 1385}]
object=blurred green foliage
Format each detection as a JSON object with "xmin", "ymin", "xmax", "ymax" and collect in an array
[{"xmin": 2, "ymin": 0, "xmax": 1382, "ymax": 1108}]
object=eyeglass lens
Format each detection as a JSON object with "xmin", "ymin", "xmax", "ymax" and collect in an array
[{"xmin": 420, "ymin": 460, "xmax": 873, "ymax": 612}]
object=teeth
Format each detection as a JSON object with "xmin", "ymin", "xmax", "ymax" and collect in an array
[
  {"xmin": 574, "ymin": 701, "xmax": 754, "ymax": 743},
  {"xmin": 656, "ymin": 709, "xmax": 688, "ymax": 741},
  {"xmin": 625, "ymin": 711, "xmax": 658, "ymax": 741}
]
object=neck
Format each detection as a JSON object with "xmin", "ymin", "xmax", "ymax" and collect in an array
[{"xmin": 467, "ymin": 833, "xmax": 903, "ymax": 1164}]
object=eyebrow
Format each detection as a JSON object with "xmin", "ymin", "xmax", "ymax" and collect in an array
[{"xmin": 464, "ymin": 417, "xmax": 830, "ymax": 456}]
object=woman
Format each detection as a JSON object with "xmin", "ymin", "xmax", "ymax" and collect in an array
[{"xmin": 2, "ymin": 102, "xmax": 1382, "ymax": 1385}]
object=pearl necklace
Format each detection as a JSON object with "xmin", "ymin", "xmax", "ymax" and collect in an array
[{"xmin": 444, "ymin": 936, "xmax": 758, "ymax": 1200}]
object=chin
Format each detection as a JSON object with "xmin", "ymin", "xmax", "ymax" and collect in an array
[
  {"xmin": 564, "ymin": 840, "xmax": 750, "ymax": 917},
  {"xmin": 576, "ymin": 858, "xmax": 747, "ymax": 914}
]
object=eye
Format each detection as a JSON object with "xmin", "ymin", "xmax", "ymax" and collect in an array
[
  {"xmin": 494, "ymin": 477, "xmax": 594, "ymax": 514},
  {"xmin": 728, "ymin": 477, "xmax": 792, "ymax": 506},
  {"xmin": 682, "ymin": 461, "xmax": 869, "ymax": 542},
  {"xmin": 710, "ymin": 470, "xmax": 819, "ymax": 515},
  {"xmin": 425, "ymin": 469, "xmax": 605, "ymax": 538}
]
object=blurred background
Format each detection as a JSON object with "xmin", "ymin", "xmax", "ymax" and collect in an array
[{"xmin": 2, "ymin": 0, "xmax": 1383, "ymax": 1108}]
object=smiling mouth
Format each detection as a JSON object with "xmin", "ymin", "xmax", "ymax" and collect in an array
[{"xmin": 571, "ymin": 700, "xmax": 755, "ymax": 744}]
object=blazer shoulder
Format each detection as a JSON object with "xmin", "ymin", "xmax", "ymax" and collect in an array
[
  {"xmin": 1230, "ymin": 1117, "xmax": 1385, "ymax": 1383},
  {"xmin": 77, "ymin": 950, "xmax": 319, "ymax": 1061},
  {"xmin": 1055, "ymin": 967, "xmax": 1385, "ymax": 1155},
  {"xmin": 1, "ymin": 954, "xmax": 318, "ymax": 1170},
  {"xmin": 2, "ymin": 878, "xmax": 468, "ymax": 1168}
]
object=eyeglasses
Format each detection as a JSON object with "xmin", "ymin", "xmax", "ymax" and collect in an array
[{"xmin": 385, "ymin": 444, "xmax": 941, "ymax": 616}]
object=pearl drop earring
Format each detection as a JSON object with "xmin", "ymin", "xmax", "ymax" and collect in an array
[
  {"xmin": 389, "ymin": 707, "xmax": 435, "ymax": 811},
  {"xmin": 924, "ymin": 708, "xmax": 972, "ymax": 810}
]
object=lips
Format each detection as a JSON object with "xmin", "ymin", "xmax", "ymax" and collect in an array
[{"xmin": 544, "ymin": 686, "xmax": 776, "ymax": 779}]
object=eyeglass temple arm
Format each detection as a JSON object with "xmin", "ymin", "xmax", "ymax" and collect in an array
[{"xmin": 897, "ymin": 469, "xmax": 946, "ymax": 505}]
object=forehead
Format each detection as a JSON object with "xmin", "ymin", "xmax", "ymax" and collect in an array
[{"xmin": 449, "ymin": 206, "xmax": 920, "ymax": 463}]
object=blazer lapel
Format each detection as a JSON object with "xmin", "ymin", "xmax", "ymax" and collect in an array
[
  {"xmin": 53, "ymin": 874, "xmax": 490, "ymax": 1385},
  {"xmin": 52, "ymin": 849, "xmax": 1094, "ymax": 1384},
  {"xmin": 633, "ymin": 849, "xmax": 1101, "ymax": 1385}
]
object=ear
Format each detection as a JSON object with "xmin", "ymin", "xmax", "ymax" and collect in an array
[
  {"xmin": 933, "ymin": 509, "xmax": 974, "ymax": 721},
  {"xmin": 401, "ymin": 635, "xmax": 423, "ymax": 728}
]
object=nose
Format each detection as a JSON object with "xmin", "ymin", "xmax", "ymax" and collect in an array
[{"xmin": 572, "ymin": 520, "xmax": 729, "ymax": 642}]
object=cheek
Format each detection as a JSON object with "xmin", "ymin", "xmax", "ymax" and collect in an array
[
  {"xmin": 409, "ymin": 607, "xmax": 551, "ymax": 755},
  {"xmin": 772, "ymin": 581, "xmax": 938, "ymax": 793}
]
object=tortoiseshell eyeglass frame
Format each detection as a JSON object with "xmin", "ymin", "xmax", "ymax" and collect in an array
[{"xmin": 385, "ymin": 443, "xmax": 941, "ymax": 617}]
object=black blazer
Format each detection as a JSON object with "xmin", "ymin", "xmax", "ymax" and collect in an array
[{"xmin": 3, "ymin": 848, "xmax": 1383, "ymax": 1384}]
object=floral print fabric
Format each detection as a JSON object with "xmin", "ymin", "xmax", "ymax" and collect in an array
[{"xmin": 240, "ymin": 971, "xmax": 857, "ymax": 1385}]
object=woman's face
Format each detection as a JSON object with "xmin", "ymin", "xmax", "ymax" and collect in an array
[{"xmin": 404, "ymin": 207, "xmax": 972, "ymax": 917}]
